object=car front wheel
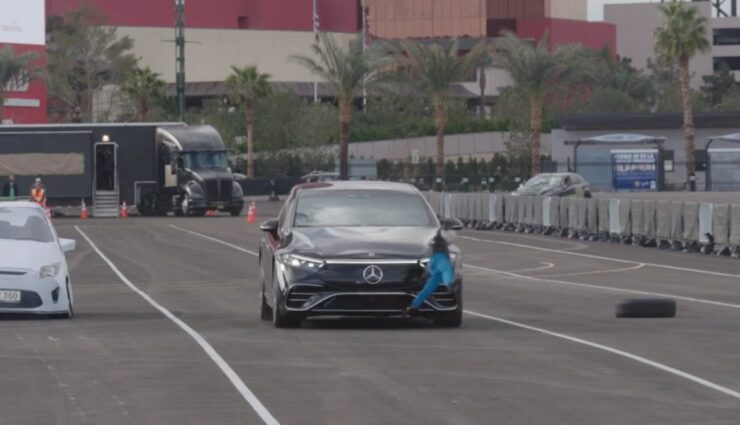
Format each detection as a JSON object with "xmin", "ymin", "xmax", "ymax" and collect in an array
[{"xmin": 272, "ymin": 277, "xmax": 302, "ymax": 328}]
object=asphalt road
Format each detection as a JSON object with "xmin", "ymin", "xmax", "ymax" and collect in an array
[{"xmin": 2, "ymin": 203, "xmax": 739, "ymax": 424}]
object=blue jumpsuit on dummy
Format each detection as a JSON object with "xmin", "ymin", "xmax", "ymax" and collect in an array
[{"xmin": 409, "ymin": 235, "xmax": 454, "ymax": 310}]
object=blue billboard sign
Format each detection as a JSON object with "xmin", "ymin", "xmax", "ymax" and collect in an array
[{"xmin": 611, "ymin": 149, "xmax": 659, "ymax": 191}]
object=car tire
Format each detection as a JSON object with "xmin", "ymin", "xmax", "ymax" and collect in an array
[
  {"xmin": 433, "ymin": 287, "xmax": 463, "ymax": 328},
  {"xmin": 616, "ymin": 298, "xmax": 676, "ymax": 318},
  {"xmin": 259, "ymin": 259, "xmax": 273, "ymax": 321},
  {"xmin": 273, "ymin": 277, "xmax": 302, "ymax": 328}
]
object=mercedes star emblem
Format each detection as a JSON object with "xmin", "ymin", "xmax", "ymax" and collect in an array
[{"xmin": 362, "ymin": 265, "xmax": 383, "ymax": 284}]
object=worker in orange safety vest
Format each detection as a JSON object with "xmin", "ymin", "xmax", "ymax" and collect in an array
[{"xmin": 30, "ymin": 177, "xmax": 47, "ymax": 207}]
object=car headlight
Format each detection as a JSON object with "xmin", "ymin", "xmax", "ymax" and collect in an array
[
  {"xmin": 39, "ymin": 263, "xmax": 61, "ymax": 278},
  {"xmin": 278, "ymin": 254, "xmax": 325, "ymax": 272}
]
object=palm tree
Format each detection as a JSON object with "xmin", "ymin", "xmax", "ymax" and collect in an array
[
  {"xmin": 477, "ymin": 54, "xmax": 494, "ymax": 120},
  {"xmin": 654, "ymin": 0, "xmax": 710, "ymax": 186},
  {"xmin": 0, "ymin": 46, "xmax": 40, "ymax": 120},
  {"xmin": 121, "ymin": 66, "xmax": 165, "ymax": 122},
  {"xmin": 493, "ymin": 31, "xmax": 584, "ymax": 175},
  {"xmin": 293, "ymin": 33, "xmax": 380, "ymax": 180},
  {"xmin": 392, "ymin": 39, "xmax": 485, "ymax": 180},
  {"xmin": 225, "ymin": 65, "xmax": 272, "ymax": 179}
]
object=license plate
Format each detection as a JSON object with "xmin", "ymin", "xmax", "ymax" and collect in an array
[{"xmin": 0, "ymin": 290, "xmax": 21, "ymax": 304}]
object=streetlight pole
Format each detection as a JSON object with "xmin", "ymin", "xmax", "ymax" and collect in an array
[
  {"xmin": 312, "ymin": 0, "xmax": 319, "ymax": 103},
  {"xmin": 175, "ymin": 0, "xmax": 186, "ymax": 121}
]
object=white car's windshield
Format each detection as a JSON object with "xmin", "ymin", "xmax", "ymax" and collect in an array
[
  {"xmin": 294, "ymin": 190, "xmax": 434, "ymax": 227},
  {"xmin": 0, "ymin": 206, "xmax": 55, "ymax": 243}
]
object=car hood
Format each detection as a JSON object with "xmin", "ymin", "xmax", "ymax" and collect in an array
[
  {"xmin": 287, "ymin": 227, "xmax": 441, "ymax": 259},
  {"xmin": 0, "ymin": 240, "xmax": 63, "ymax": 271}
]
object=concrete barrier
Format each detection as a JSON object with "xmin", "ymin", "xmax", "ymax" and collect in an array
[
  {"xmin": 711, "ymin": 203, "xmax": 731, "ymax": 255},
  {"xmin": 643, "ymin": 200, "xmax": 657, "ymax": 246}
]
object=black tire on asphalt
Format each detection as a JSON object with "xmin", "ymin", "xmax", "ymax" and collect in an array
[
  {"xmin": 260, "ymin": 283, "xmax": 272, "ymax": 321},
  {"xmin": 433, "ymin": 288, "xmax": 463, "ymax": 328},
  {"xmin": 615, "ymin": 298, "xmax": 676, "ymax": 318}
]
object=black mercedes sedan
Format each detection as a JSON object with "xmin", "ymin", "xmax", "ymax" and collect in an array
[{"xmin": 258, "ymin": 181, "xmax": 464, "ymax": 328}]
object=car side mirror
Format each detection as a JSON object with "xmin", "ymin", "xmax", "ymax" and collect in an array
[
  {"xmin": 442, "ymin": 218, "xmax": 464, "ymax": 231},
  {"xmin": 59, "ymin": 238, "xmax": 76, "ymax": 252},
  {"xmin": 260, "ymin": 219, "xmax": 280, "ymax": 238}
]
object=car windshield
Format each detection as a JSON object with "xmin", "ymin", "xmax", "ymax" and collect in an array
[
  {"xmin": 0, "ymin": 206, "xmax": 55, "ymax": 243},
  {"xmin": 521, "ymin": 174, "xmax": 561, "ymax": 191},
  {"xmin": 184, "ymin": 152, "xmax": 228, "ymax": 170},
  {"xmin": 294, "ymin": 190, "xmax": 434, "ymax": 227}
]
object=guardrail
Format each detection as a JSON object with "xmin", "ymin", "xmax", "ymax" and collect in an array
[{"xmin": 424, "ymin": 192, "xmax": 740, "ymax": 258}]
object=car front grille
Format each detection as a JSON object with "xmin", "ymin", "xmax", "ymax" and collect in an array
[
  {"xmin": 317, "ymin": 263, "xmax": 426, "ymax": 288},
  {"xmin": 314, "ymin": 294, "xmax": 413, "ymax": 311}
]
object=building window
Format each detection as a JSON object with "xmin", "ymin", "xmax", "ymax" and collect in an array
[
  {"xmin": 713, "ymin": 56, "xmax": 740, "ymax": 71},
  {"xmin": 713, "ymin": 28, "xmax": 740, "ymax": 46},
  {"xmin": 238, "ymin": 16, "xmax": 249, "ymax": 29}
]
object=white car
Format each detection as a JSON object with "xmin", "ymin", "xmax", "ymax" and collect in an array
[{"xmin": 0, "ymin": 201, "xmax": 75, "ymax": 318}]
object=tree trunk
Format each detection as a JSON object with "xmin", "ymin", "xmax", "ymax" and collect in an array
[
  {"xmin": 434, "ymin": 102, "xmax": 448, "ymax": 183},
  {"xmin": 246, "ymin": 101, "xmax": 255, "ymax": 179},
  {"xmin": 478, "ymin": 64, "xmax": 486, "ymax": 120},
  {"xmin": 338, "ymin": 98, "xmax": 352, "ymax": 180},
  {"xmin": 679, "ymin": 57, "xmax": 696, "ymax": 187},
  {"xmin": 139, "ymin": 97, "xmax": 148, "ymax": 122},
  {"xmin": 0, "ymin": 91, "xmax": 5, "ymax": 120},
  {"xmin": 530, "ymin": 98, "xmax": 543, "ymax": 176}
]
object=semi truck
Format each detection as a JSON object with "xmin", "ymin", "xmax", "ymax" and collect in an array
[{"xmin": 0, "ymin": 123, "xmax": 243, "ymax": 217}]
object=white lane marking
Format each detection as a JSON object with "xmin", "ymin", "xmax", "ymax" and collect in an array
[
  {"xmin": 463, "ymin": 309, "xmax": 740, "ymax": 401},
  {"xmin": 75, "ymin": 226, "xmax": 280, "ymax": 425},
  {"xmin": 460, "ymin": 235, "xmax": 740, "ymax": 280},
  {"xmin": 466, "ymin": 264, "xmax": 740, "ymax": 310},
  {"xmin": 507, "ymin": 262, "xmax": 556, "ymax": 273},
  {"xmin": 170, "ymin": 225, "xmax": 259, "ymax": 256},
  {"xmin": 541, "ymin": 263, "xmax": 646, "ymax": 278},
  {"xmin": 168, "ymin": 226, "xmax": 740, "ymax": 400},
  {"xmin": 478, "ymin": 231, "xmax": 589, "ymax": 251}
]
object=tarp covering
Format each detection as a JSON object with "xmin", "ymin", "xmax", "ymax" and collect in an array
[
  {"xmin": 643, "ymin": 200, "xmax": 657, "ymax": 240},
  {"xmin": 0, "ymin": 153, "xmax": 85, "ymax": 175},
  {"xmin": 559, "ymin": 197, "xmax": 570, "ymax": 229},
  {"xmin": 568, "ymin": 197, "xmax": 578, "ymax": 230},
  {"xmin": 543, "ymin": 197, "xmax": 552, "ymax": 227},
  {"xmin": 631, "ymin": 200, "xmax": 644, "ymax": 237},
  {"xmin": 495, "ymin": 194, "xmax": 504, "ymax": 223},
  {"xmin": 504, "ymin": 195, "xmax": 517, "ymax": 224},
  {"xmin": 730, "ymin": 204, "xmax": 740, "ymax": 245},
  {"xmin": 609, "ymin": 199, "xmax": 621, "ymax": 234},
  {"xmin": 699, "ymin": 203, "xmax": 714, "ymax": 244},
  {"xmin": 598, "ymin": 199, "xmax": 610, "ymax": 233},
  {"xmin": 534, "ymin": 196, "xmax": 543, "ymax": 227},
  {"xmin": 550, "ymin": 197, "xmax": 561, "ymax": 228},
  {"xmin": 587, "ymin": 198, "xmax": 598, "ymax": 234},
  {"xmin": 576, "ymin": 198, "xmax": 588, "ymax": 232},
  {"xmin": 712, "ymin": 204, "xmax": 731, "ymax": 248},
  {"xmin": 683, "ymin": 202, "xmax": 699, "ymax": 242},
  {"xmin": 619, "ymin": 199, "xmax": 632, "ymax": 236},
  {"xmin": 517, "ymin": 196, "xmax": 526, "ymax": 224},
  {"xmin": 656, "ymin": 200, "xmax": 671, "ymax": 240},
  {"xmin": 669, "ymin": 202, "xmax": 683, "ymax": 241}
]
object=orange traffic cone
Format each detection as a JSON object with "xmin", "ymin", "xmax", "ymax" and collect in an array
[
  {"xmin": 120, "ymin": 201, "xmax": 129, "ymax": 218},
  {"xmin": 246, "ymin": 201, "xmax": 256, "ymax": 224},
  {"xmin": 80, "ymin": 199, "xmax": 89, "ymax": 219}
]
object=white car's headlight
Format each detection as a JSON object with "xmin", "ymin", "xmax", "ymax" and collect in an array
[{"xmin": 39, "ymin": 263, "xmax": 61, "ymax": 278}]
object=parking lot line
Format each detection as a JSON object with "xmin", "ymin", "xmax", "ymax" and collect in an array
[
  {"xmin": 460, "ymin": 235, "xmax": 740, "ymax": 280},
  {"xmin": 463, "ymin": 310, "xmax": 740, "ymax": 401},
  {"xmin": 466, "ymin": 264, "xmax": 740, "ymax": 310},
  {"xmin": 170, "ymin": 225, "xmax": 259, "ymax": 256},
  {"xmin": 75, "ymin": 226, "xmax": 280, "ymax": 425}
]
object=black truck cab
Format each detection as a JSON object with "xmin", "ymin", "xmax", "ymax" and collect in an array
[{"xmin": 138, "ymin": 126, "xmax": 244, "ymax": 216}]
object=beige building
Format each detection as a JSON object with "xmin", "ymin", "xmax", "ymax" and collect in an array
[{"xmin": 603, "ymin": 1, "xmax": 740, "ymax": 88}]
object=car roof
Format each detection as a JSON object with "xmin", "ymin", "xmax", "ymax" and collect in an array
[
  {"xmin": 0, "ymin": 200, "xmax": 43, "ymax": 209},
  {"xmin": 294, "ymin": 180, "xmax": 420, "ymax": 194}
]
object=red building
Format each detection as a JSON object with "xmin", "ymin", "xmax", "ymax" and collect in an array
[
  {"xmin": 1, "ymin": 0, "xmax": 47, "ymax": 124},
  {"xmin": 47, "ymin": 0, "xmax": 359, "ymax": 32}
]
